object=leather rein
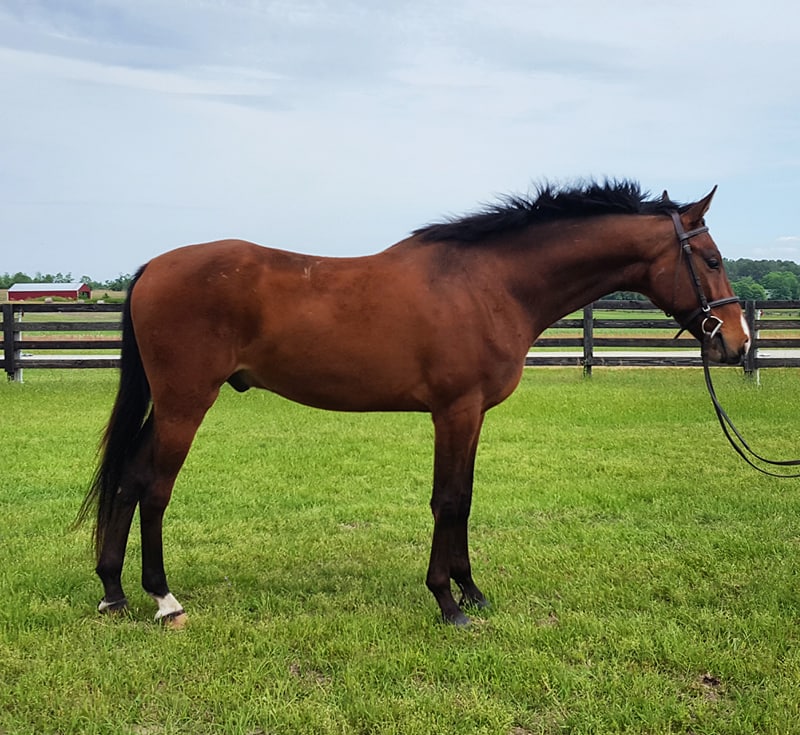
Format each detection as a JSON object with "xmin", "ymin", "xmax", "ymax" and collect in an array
[{"xmin": 669, "ymin": 210, "xmax": 800, "ymax": 477}]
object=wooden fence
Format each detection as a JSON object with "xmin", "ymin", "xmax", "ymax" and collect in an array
[
  {"xmin": 526, "ymin": 299, "xmax": 800, "ymax": 375},
  {"xmin": 2, "ymin": 303, "xmax": 122, "ymax": 381},
  {"xmin": 2, "ymin": 300, "xmax": 800, "ymax": 381}
]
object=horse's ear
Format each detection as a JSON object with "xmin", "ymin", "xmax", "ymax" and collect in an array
[
  {"xmin": 685, "ymin": 185, "xmax": 718, "ymax": 222},
  {"xmin": 661, "ymin": 190, "xmax": 670, "ymax": 202}
]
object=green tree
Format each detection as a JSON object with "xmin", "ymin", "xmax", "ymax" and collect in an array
[
  {"xmin": 101, "ymin": 273, "xmax": 133, "ymax": 291},
  {"xmin": 0, "ymin": 272, "xmax": 33, "ymax": 288},
  {"xmin": 762, "ymin": 271, "xmax": 800, "ymax": 300},
  {"xmin": 723, "ymin": 258, "xmax": 800, "ymax": 281},
  {"xmin": 732, "ymin": 277, "xmax": 767, "ymax": 300}
]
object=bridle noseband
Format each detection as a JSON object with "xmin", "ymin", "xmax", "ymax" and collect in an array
[
  {"xmin": 667, "ymin": 210, "xmax": 800, "ymax": 477},
  {"xmin": 667, "ymin": 210, "xmax": 740, "ymax": 340}
]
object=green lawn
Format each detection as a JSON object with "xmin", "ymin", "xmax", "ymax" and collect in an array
[{"xmin": 1, "ymin": 368, "xmax": 799, "ymax": 734}]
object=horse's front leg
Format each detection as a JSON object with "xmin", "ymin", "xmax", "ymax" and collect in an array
[
  {"xmin": 426, "ymin": 407, "xmax": 486, "ymax": 626},
  {"xmin": 451, "ymin": 486, "xmax": 489, "ymax": 612}
]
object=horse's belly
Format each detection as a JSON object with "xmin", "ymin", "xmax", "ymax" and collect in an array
[{"xmin": 231, "ymin": 361, "xmax": 430, "ymax": 413}]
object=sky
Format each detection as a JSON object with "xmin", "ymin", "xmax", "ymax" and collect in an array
[{"xmin": 1, "ymin": 0, "xmax": 799, "ymax": 281}]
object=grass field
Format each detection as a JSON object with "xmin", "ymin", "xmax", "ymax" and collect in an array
[{"xmin": 1, "ymin": 368, "xmax": 799, "ymax": 734}]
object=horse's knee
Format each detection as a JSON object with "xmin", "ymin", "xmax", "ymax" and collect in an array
[{"xmin": 430, "ymin": 495, "xmax": 463, "ymax": 523}]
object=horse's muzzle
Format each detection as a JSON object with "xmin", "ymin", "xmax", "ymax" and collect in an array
[{"xmin": 704, "ymin": 332, "xmax": 750, "ymax": 365}]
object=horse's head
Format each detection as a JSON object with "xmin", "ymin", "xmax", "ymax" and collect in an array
[{"xmin": 648, "ymin": 188, "xmax": 751, "ymax": 364}]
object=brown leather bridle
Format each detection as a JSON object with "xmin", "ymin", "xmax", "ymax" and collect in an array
[
  {"xmin": 667, "ymin": 210, "xmax": 740, "ymax": 339},
  {"xmin": 668, "ymin": 210, "xmax": 800, "ymax": 477}
]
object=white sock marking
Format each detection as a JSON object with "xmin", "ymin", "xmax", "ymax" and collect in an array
[{"xmin": 151, "ymin": 592, "xmax": 185, "ymax": 621}]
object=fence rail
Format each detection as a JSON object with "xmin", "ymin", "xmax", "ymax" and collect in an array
[{"xmin": 3, "ymin": 300, "xmax": 800, "ymax": 381}]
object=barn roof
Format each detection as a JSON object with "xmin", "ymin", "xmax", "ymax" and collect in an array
[{"xmin": 9, "ymin": 282, "xmax": 88, "ymax": 292}]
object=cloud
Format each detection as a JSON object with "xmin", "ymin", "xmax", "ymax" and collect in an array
[{"xmin": 0, "ymin": 1, "xmax": 799, "ymax": 277}]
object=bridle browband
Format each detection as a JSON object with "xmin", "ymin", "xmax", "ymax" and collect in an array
[{"xmin": 668, "ymin": 210, "xmax": 800, "ymax": 477}]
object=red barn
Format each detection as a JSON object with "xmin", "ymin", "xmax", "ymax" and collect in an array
[{"xmin": 8, "ymin": 282, "xmax": 91, "ymax": 301}]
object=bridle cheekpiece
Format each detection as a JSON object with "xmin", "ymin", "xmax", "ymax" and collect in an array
[{"xmin": 667, "ymin": 209, "xmax": 739, "ymax": 340}]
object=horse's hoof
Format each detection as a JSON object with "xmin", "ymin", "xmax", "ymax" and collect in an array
[
  {"xmin": 159, "ymin": 610, "xmax": 188, "ymax": 630},
  {"xmin": 98, "ymin": 597, "xmax": 129, "ymax": 615},
  {"xmin": 460, "ymin": 596, "xmax": 491, "ymax": 611},
  {"xmin": 444, "ymin": 610, "xmax": 472, "ymax": 627}
]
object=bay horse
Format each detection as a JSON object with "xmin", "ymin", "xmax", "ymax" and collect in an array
[{"xmin": 78, "ymin": 180, "xmax": 750, "ymax": 627}]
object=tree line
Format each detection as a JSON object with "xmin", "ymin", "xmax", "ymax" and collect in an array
[
  {"xmin": 723, "ymin": 258, "xmax": 800, "ymax": 300},
  {"xmin": 3, "ymin": 257, "xmax": 800, "ymax": 301}
]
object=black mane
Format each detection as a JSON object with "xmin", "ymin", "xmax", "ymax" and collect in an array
[{"xmin": 413, "ymin": 180, "xmax": 687, "ymax": 243}]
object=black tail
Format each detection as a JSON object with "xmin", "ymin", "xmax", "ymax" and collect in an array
[{"xmin": 76, "ymin": 265, "xmax": 151, "ymax": 559}]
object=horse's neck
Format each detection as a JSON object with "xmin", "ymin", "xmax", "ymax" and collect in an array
[{"xmin": 500, "ymin": 219, "xmax": 654, "ymax": 330}]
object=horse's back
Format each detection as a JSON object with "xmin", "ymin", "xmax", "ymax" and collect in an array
[{"xmin": 130, "ymin": 239, "xmax": 435, "ymax": 410}]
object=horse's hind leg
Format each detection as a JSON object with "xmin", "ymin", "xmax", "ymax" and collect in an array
[
  {"xmin": 96, "ymin": 417, "xmax": 155, "ymax": 614},
  {"xmin": 95, "ymin": 494, "xmax": 138, "ymax": 614},
  {"xmin": 138, "ymin": 398, "xmax": 216, "ymax": 626}
]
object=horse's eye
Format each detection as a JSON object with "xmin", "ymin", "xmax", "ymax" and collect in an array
[{"xmin": 706, "ymin": 257, "xmax": 720, "ymax": 270}]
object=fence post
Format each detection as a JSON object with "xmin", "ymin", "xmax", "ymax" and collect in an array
[
  {"xmin": 2, "ymin": 303, "xmax": 17, "ymax": 381},
  {"xmin": 582, "ymin": 303, "xmax": 594, "ymax": 377},
  {"xmin": 743, "ymin": 300, "xmax": 758, "ymax": 381}
]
